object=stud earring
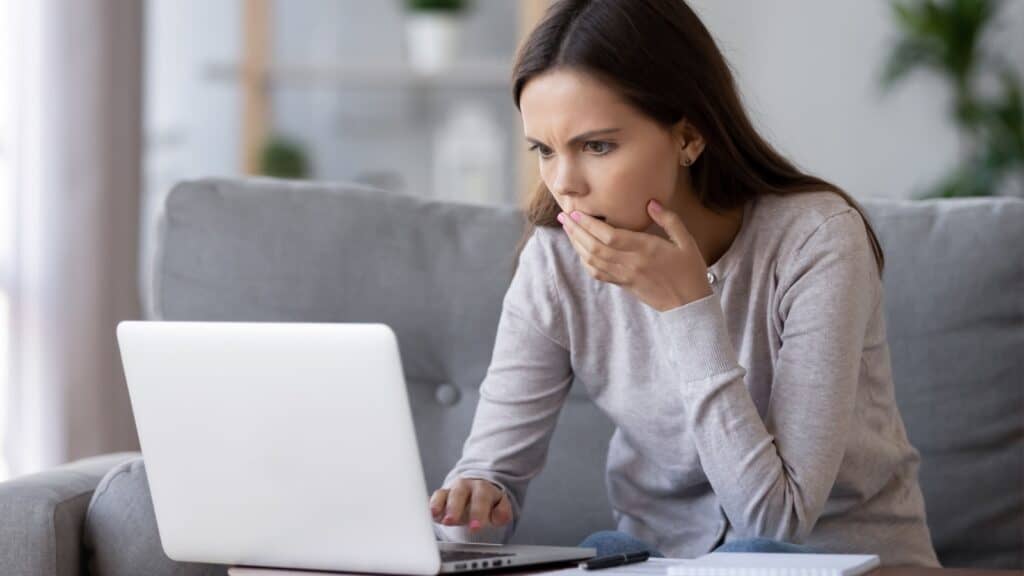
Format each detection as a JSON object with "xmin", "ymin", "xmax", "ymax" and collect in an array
[{"xmin": 682, "ymin": 157, "xmax": 692, "ymax": 166}]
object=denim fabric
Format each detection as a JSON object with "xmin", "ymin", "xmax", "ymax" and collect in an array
[
  {"xmin": 578, "ymin": 531, "xmax": 665, "ymax": 557},
  {"xmin": 714, "ymin": 537, "xmax": 821, "ymax": 554}
]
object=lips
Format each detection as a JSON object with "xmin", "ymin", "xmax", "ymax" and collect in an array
[{"xmin": 564, "ymin": 208, "xmax": 606, "ymax": 221}]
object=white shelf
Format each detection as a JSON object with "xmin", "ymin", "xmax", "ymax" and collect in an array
[{"xmin": 204, "ymin": 60, "xmax": 513, "ymax": 89}]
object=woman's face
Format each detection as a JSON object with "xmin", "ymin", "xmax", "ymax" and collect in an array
[{"xmin": 519, "ymin": 68, "xmax": 691, "ymax": 231}]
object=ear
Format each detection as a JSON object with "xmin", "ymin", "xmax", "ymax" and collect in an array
[{"xmin": 672, "ymin": 118, "xmax": 706, "ymax": 167}]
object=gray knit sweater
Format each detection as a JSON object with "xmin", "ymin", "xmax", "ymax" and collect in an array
[{"xmin": 436, "ymin": 191, "xmax": 940, "ymax": 567}]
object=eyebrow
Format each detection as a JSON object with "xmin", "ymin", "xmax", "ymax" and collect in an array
[{"xmin": 525, "ymin": 128, "xmax": 622, "ymax": 147}]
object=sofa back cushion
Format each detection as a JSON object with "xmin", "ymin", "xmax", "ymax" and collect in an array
[{"xmin": 861, "ymin": 198, "xmax": 1023, "ymax": 569}]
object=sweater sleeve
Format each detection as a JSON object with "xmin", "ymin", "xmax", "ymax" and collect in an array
[
  {"xmin": 435, "ymin": 228, "xmax": 573, "ymax": 544},
  {"xmin": 654, "ymin": 209, "xmax": 878, "ymax": 543}
]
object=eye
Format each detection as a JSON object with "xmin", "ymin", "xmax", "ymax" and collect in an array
[
  {"xmin": 528, "ymin": 143, "xmax": 554, "ymax": 159},
  {"xmin": 584, "ymin": 141, "xmax": 616, "ymax": 155}
]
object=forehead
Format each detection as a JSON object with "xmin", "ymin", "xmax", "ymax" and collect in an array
[{"xmin": 519, "ymin": 68, "xmax": 641, "ymax": 137}]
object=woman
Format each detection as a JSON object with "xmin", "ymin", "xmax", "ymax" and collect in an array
[{"xmin": 428, "ymin": 0, "xmax": 940, "ymax": 566}]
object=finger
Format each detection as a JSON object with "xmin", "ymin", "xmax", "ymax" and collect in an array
[
  {"xmin": 563, "ymin": 225, "xmax": 631, "ymax": 284},
  {"xmin": 579, "ymin": 255, "xmax": 628, "ymax": 286},
  {"xmin": 587, "ymin": 264, "xmax": 626, "ymax": 285},
  {"xmin": 561, "ymin": 214, "xmax": 617, "ymax": 264},
  {"xmin": 564, "ymin": 210, "xmax": 640, "ymax": 251},
  {"xmin": 491, "ymin": 493, "xmax": 514, "ymax": 527},
  {"xmin": 647, "ymin": 199, "xmax": 693, "ymax": 248},
  {"xmin": 468, "ymin": 482, "xmax": 500, "ymax": 532},
  {"xmin": 557, "ymin": 211, "xmax": 618, "ymax": 258},
  {"xmin": 429, "ymin": 489, "xmax": 448, "ymax": 520},
  {"xmin": 444, "ymin": 482, "xmax": 471, "ymax": 525}
]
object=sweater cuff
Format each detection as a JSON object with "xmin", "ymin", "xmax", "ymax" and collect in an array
[{"xmin": 656, "ymin": 291, "xmax": 741, "ymax": 384}]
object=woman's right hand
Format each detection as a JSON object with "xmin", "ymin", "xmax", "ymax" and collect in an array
[{"xmin": 429, "ymin": 477, "xmax": 513, "ymax": 533}]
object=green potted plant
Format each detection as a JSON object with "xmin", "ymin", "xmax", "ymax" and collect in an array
[
  {"xmin": 881, "ymin": 0, "xmax": 1023, "ymax": 198},
  {"xmin": 259, "ymin": 136, "xmax": 310, "ymax": 180},
  {"xmin": 403, "ymin": 0, "xmax": 472, "ymax": 73}
]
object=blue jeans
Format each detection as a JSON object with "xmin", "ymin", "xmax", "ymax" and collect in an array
[
  {"xmin": 578, "ymin": 531, "xmax": 820, "ymax": 557},
  {"xmin": 578, "ymin": 531, "xmax": 666, "ymax": 557},
  {"xmin": 714, "ymin": 537, "xmax": 820, "ymax": 553}
]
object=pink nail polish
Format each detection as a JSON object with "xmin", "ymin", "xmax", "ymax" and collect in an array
[
  {"xmin": 470, "ymin": 520, "xmax": 481, "ymax": 530},
  {"xmin": 650, "ymin": 200, "xmax": 662, "ymax": 212},
  {"xmin": 571, "ymin": 211, "xmax": 582, "ymax": 222},
  {"xmin": 556, "ymin": 213, "xmax": 566, "ymax": 224}
]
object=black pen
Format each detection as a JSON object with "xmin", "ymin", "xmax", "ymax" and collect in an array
[{"xmin": 578, "ymin": 551, "xmax": 651, "ymax": 570}]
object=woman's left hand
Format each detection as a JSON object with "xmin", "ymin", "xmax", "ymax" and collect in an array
[{"xmin": 557, "ymin": 199, "xmax": 713, "ymax": 312}]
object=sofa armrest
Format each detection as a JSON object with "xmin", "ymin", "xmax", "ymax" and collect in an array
[{"xmin": 0, "ymin": 452, "xmax": 140, "ymax": 576}]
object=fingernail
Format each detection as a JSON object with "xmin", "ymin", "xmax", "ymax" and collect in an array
[
  {"xmin": 556, "ymin": 213, "xmax": 566, "ymax": 224},
  {"xmin": 469, "ymin": 520, "xmax": 481, "ymax": 530},
  {"xmin": 442, "ymin": 515, "xmax": 453, "ymax": 524},
  {"xmin": 570, "ymin": 211, "xmax": 582, "ymax": 222},
  {"xmin": 650, "ymin": 200, "xmax": 662, "ymax": 212}
]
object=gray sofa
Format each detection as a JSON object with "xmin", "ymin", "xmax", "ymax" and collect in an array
[{"xmin": 1, "ymin": 178, "xmax": 1021, "ymax": 575}]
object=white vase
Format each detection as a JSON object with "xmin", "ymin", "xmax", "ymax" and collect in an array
[
  {"xmin": 433, "ymin": 102, "xmax": 505, "ymax": 205},
  {"xmin": 404, "ymin": 12, "xmax": 461, "ymax": 73}
]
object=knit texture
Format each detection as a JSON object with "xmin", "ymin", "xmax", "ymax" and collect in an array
[{"xmin": 437, "ymin": 191, "xmax": 940, "ymax": 567}]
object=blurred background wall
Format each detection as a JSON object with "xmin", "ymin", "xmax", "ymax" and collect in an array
[
  {"xmin": 138, "ymin": 0, "xmax": 1024, "ymax": 315},
  {"xmin": 1, "ymin": 0, "xmax": 142, "ymax": 478},
  {"xmin": 0, "ymin": 0, "xmax": 1021, "ymax": 478},
  {"xmin": 692, "ymin": 0, "xmax": 1024, "ymax": 201}
]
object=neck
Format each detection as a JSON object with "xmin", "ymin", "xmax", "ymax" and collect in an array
[{"xmin": 644, "ymin": 187, "xmax": 745, "ymax": 267}]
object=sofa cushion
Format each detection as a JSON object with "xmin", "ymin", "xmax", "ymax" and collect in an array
[
  {"xmin": 84, "ymin": 456, "xmax": 225, "ymax": 576},
  {"xmin": 862, "ymin": 197, "xmax": 1024, "ymax": 569}
]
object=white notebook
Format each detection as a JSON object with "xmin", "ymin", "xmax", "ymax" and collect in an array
[{"xmin": 664, "ymin": 552, "xmax": 880, "ymax": 576}]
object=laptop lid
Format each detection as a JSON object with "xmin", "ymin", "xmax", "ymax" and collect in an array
[{"xmin": 117, "ymin": 321, "xmax": 442, "ymax": 575}]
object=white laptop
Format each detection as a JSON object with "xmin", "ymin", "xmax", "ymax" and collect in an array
[{"xmin": 116, "ymin": 321, "xmax": 595, "ymax": 575}]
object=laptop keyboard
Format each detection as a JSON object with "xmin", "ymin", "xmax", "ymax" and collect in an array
[{"xmin": 441, "ymin": 550, "xmax": 516, "ymax": 564}]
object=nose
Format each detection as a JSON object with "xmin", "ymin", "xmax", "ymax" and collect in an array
[{"xmin": 548, "ymin": 157, "xmax": 587, "ymax": 200}]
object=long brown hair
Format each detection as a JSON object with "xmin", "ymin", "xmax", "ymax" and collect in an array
[{"xmin": 511, "ymin": 0, "xmax": 884, "ymax": 275}]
